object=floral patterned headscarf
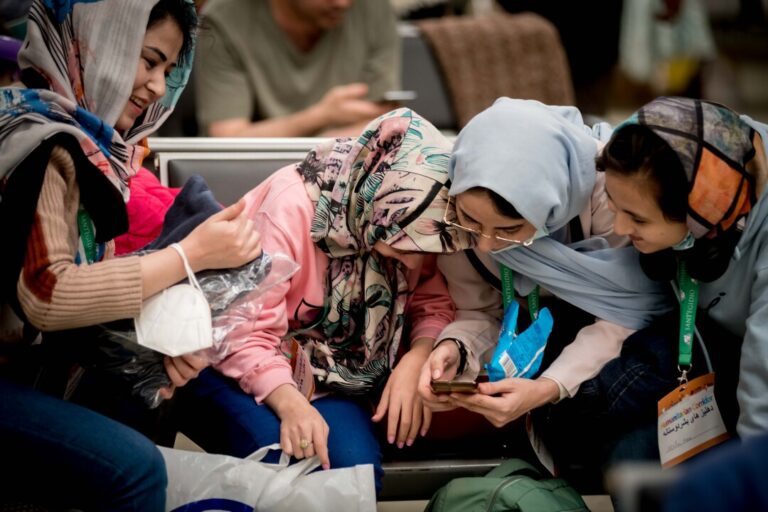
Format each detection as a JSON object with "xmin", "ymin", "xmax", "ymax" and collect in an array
[
  {"xmin": 296, "ymin": 108, "xmax": 471, "ymax": 393},
  {"xmin": 0, "ymin": 0, "xmax": 196, "ymax": 201},
  {"xmin": 620, "ymin": 97, "xmax": 757, "ymax": 239}
]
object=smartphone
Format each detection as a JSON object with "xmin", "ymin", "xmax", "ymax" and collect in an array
[
  {"xmin": 382, "ymin": 90, "xmax": 417, "ymax": 102},
  {"xmin": 430, "ymin": 379, "xmax": 478, "ymax": 394}
]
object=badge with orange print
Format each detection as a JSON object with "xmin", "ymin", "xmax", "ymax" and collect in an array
[{"xmin": 657, "ymin": 372, "xmax": 729, "ymax": 468}]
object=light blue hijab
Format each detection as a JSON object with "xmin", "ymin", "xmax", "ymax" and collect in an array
[{"xmin": 449, "ymin": 98, "xmax": 674, "ymax": 329}]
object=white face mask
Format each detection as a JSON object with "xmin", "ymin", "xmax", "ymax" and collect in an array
[
  {"xmin": 134, "ymin": 243, "xmax": 213, "ymax": 357},
  {"xmin": 490, "ymin": 227, "xmax": 548, "ymax": 255}
]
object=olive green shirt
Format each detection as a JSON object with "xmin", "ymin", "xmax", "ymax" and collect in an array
[{"xmin": 195, "ymin": 0, "xmax": 400, "ymax": 133}]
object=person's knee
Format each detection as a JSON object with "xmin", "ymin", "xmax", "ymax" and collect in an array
[
  {"xmin": 113, "ymin": 429, "xmax": 168, "ymax": 500},
  {"xmin": 318, "ymin": 398, "xmax": 383, "ymax": 490}
]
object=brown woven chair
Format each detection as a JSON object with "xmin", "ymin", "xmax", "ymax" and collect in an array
[{"xmin": 417, "ymin": 12, "xmax": 575, "ymax": 129}]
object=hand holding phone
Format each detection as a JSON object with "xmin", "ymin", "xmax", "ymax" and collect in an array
[{"xmin": 430, "ymin": 379, "xmax": 478, "ymax": 394}]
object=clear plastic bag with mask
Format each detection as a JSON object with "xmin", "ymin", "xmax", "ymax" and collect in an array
[{"xmin": 94, "ymin": 252, "xmax": 299, "ymax": 408}]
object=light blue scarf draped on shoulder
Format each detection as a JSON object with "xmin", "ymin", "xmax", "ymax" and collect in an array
[{"xmin": 449, "ymin": 98, "xmax": 674, "ymax": 329}]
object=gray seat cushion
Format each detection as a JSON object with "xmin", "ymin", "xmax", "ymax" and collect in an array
[{"xmin": 167, "ymin": 158, "xmax": 298, "ymax": 205}]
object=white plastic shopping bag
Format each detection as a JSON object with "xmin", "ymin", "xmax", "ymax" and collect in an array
[{"xmin": 159, "ymin": 443, "xmax": 376, "ymax": 512}]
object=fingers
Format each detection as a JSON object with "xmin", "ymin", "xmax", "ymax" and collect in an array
[
  {"xmin": 301, "ymin": 432, "xmax": 316, "ymax": 459},
  {"xmin": 387, "ymin": 391, "xmax": 403, "ymax": 447},
  {"xmin": 279, "ymin": 406, "xmax": 329, "ymax": 467},
  {"xmin": 281, "ymin": 428, "xmax": 294, "ymax": 458},
  {"xmin": 313, "ymin": 422, "xmax": 331, "ymax": 470},
  {"xmin": 158, "ymin": 385, "xmax": 175, "ymax": 400},
  {"xmin": 371, "ymin": 380, "xmax": 391, "ymax": 423},
  {"xmin": 338, "ymin": 82, "xmax": 368, "ymax": 98},
  {"xmin": 450, "ymin": 393, "xmax": 518, "ymax": 427},
  {"xmin": 287, "ymin": 428, "xmax": 310, "ymax": 460},
  {"xmin": 417, "ymin": 361, "xmax": 437, "ymax": 400},
  {"xmin": 211, "ymin": 197, "xmax": 245, "ymax": 221},
  {"xmin": 449, "ymin": 393, "xmax": 492, "ymax": 417},
  {"xmin": 477, "ymin": 378, "xmax": 517, "ymax": 396},
  {"xmin": 181, "ymin": 352, "xmax": 210, "ymax": 372},
  {"xmin": 430, "ymin": 342, "xmax": 459, "ymax": 381},
  {"xmin": 429, "ymin": 353, "xmax": 446, "ymax": 381},
  {"xmin": 420, "ymin": 404, "xmax": 433, "ymax": 437},
  {"xmin": 164, "ymin": 356, "xmax": 203, "ymax": 388},
  {"xmin": 405, "ymin": 399, "xmax": 421, "ymax": 446}
]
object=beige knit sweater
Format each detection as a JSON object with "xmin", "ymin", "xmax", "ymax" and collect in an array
[{"xmin": 16, "ymin": 146, "xmax": 143, "ymax": 332}]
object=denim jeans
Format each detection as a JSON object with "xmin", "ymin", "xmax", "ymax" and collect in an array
[
  {"xmin": 176, "ymin": 369, "xmax": 385, "ymax": 493},
  {"xmin": 537, "ymin": 310, "xmax": 742, "ymax": 476},
  {"xmin": 0, "ymin": 377, "xmax": 167, "ymax": 511}
]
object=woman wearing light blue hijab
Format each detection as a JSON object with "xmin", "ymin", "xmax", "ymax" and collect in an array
[{"xmin": 418, "ymin": 98, "xmax": 676, "ymax": 473}]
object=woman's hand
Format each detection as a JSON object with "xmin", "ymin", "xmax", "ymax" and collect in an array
[
  {"xmin": 449, "ymin": 377, "xmax": 560, "ymax": 428},
  {"xmin": 266, "ymin": 384, "xmax": 331, "ymax": 470},
  {"xmin": 181, "ymin": 198, "xmax": 263, "ymax": 272},
  {"xmin": 417, "ymin": 340, "xmax": 461, "ymax": 412},
  {"xmin": 372, "ymin": 337, "xmax": 433, "ymax": 448},
  {"xmin": 158, "ymin": 352, "xmax": 209, "ymax": 400}
]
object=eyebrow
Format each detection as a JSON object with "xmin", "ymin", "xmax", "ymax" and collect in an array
[
  {"xmin": 457, "ymin": 205, "xmax": 524, "ymax": 231},
  {"xmin": 144, "ymin": 46, "xmax": 169, "ymax": 62}
]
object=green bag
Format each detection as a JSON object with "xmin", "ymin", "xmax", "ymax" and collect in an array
[{"xmin": 424, "ymin": 459, "xmax": 589, "ymax": 512}]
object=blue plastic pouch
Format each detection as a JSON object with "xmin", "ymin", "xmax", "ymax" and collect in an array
[{"xmin": 486, "ymin": 301, "xmax": 554, "ymax": 382}]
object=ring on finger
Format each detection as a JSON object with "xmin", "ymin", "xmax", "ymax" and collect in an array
[{"xmin": 299, "ymin": 438, "xmax": 311, "ymax": 450}]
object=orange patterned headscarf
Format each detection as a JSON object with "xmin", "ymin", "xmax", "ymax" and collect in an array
[{"xmin": 621, "ymin": 97, "xmax": 757, "ymax": 239}]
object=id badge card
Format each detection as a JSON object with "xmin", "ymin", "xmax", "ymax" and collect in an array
[
  {"xmin": 657, "ymin": 373, "xmax": 729, "ymax": 468},
  {"xmin": 282, "ymin": 338, "xmax": 316, "ymax": 400}
]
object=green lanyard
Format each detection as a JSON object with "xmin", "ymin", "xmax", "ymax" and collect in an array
[
  {"xmin": 500, "ymin": 264, "xmax": 540, "ymax": 323},
  {"xmin": 676, "ymin": 260, "xmax": 699, "ymax": 368},
  {"xmin": 76, "ymin": 205, "xmax": 97, "ymax": 264}
]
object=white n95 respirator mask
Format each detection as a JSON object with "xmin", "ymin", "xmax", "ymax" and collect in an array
[{"xmin": 134, "ymin": 243, "xmax": 213, "ymax": 357}]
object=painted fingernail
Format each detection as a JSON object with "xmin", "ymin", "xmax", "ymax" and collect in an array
[
  {"xmin": 322, "ymin": 464, "xmax": 330, "ymax": 470},
  {"xmin": 397, "ymin": 442, "xmax": 404, "ymax": 449},
  {"xmin": 388, "ymin": 436, "xmax": 395, "ymax": 444},
  {"xmin": 406, "ymin": 439, "xmax": 414, "ymax": 447}
]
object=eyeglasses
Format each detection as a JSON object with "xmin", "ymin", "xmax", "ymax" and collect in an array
[{"xmin": 442, "ymin": 196, "xmax": 535, "ymax": 247}]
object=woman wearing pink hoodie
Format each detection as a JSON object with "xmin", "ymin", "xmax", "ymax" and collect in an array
[{"xmin": 177, "ymin": 109, "xmax": 471, "ymax": 492}]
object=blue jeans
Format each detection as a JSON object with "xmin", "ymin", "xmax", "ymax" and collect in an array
[
  {"xmin": 538, "ymin": 311, "xmax": 741, "ymax": 474},
  {"xmin": 0, "ymin": 377, "xmax": 167, "ymax": 511},
  {"xmin": 177, "ymin": 369, "xmax": 384, "ymax": 492}
]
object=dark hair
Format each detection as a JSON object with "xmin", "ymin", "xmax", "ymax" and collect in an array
[
  {"xmin": 597, "ymin": 124, "xmax": 740, "ymax": 283},
  {"xmin": 596, "ymin": 124, "xmax": 689, "ymax": 223},
  {"xmin": 468, "ymin": 187, "xmax": 523, "ymax": 219},
  {"xmin": 147, "ymin": 0, "xmax": 198, "ymax": 65}
]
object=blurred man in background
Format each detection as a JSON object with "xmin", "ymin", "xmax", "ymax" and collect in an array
[{"xmin": 196, "ymin": 0, "xmax": 400, "ymax": 137}]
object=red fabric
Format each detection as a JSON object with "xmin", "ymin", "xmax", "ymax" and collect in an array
[
  {"xmin": 425, "ymin": 408, "xmax": 498, "ymax": 440},
  {"xmin": 114, "ymin": 168, "xmax": 180, "ymax": 255}
]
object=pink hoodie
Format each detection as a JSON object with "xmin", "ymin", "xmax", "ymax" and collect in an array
[{"xmin": 215, "ymin": 166, "xmax": 455, "ymax": 403}]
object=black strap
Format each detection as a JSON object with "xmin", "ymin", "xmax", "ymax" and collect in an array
[{"xmin": 464, "ymin": 249, "xmax": 501, "ymax": 291}]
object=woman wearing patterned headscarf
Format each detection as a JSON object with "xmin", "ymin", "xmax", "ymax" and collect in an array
[
  {"xmin": 0, "ymin": 1, "xmax": 261, "ymax": 509},
  {"xmin": 597, "ymin": 97, "xmax": 768, "ymax": 451},
  {"xmin": 177, "ymin": 108, "xmax": 471, "ymax": 493}
]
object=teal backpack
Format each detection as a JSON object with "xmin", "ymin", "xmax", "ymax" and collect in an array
[{"xmin": 425, "ymin": 459, "xmax": 589, "ymax": 512}]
